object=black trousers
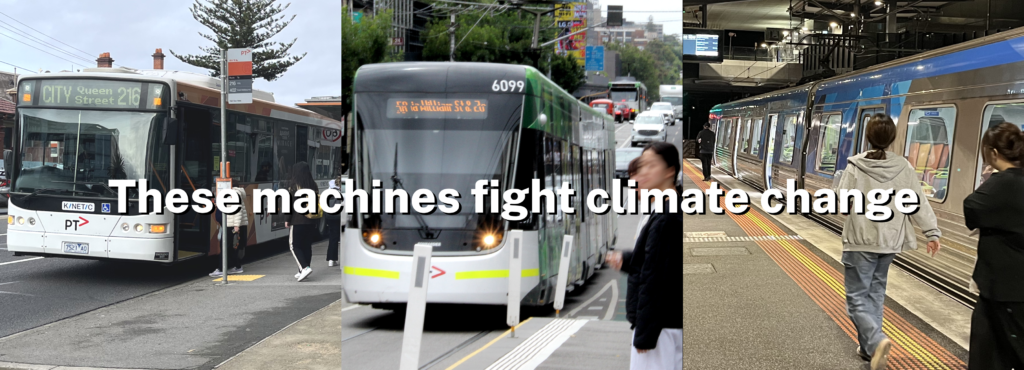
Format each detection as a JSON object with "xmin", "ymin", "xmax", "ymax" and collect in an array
[
  {"xmin": 969, "ymin": 295, "xmax": 1024, "ymax": 369},
  {"xmin": 326, "ymin": 217, "xmax": 341, "ymax": 262},
  {"xmin": 213, "ymin": 225, "xmax": 245, "ymax": 270},
  {"xmin": 290, "ymin": 223, "xmax": 316, "ymax": 270},
  {"xmin": 699, "ymin": 153, "xmax": 713, "ymax": 180}
]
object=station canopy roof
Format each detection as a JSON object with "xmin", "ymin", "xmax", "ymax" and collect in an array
[{"xmin": 296, "ymin": 96, "xmax": 343, "ymax": 121}]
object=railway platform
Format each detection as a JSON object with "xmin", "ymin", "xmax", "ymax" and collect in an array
[{"xmin": 682, "ymin": 158, "xmax": 973, "ymax": 368}]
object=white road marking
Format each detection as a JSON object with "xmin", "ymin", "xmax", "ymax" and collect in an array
[
  {"xmin": 0, "ymin": 257, "xmax": 43, "ymax": 266},
  {"xmin": 598, "ymin": 298, "xmax": 607, "ymax": 302},
  {"xmin": 587, "ymin": 306, "xmax": 602, "ymax": 310},
  {"xmin": 604, "ymin": 280, "xmax": 619, "ymax": 321},
  {"xmin": 568, "ymin": 279, "xmax": 614, "ymax": 317}
]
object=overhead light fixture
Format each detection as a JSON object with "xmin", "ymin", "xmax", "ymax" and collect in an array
[
  {"xmin": 830, "ymin": 22, "xmax": 839, "ymax": 28},
  {"xmin": 761, "ymin": 43, "xmax": 767, "ymax": 48},
  {"xmin": 783, "ymin": 30, "xmax": 789, "ymax": 36},
  {"xmin": 875, "ymin": 0, "xmax": 882, "ymax": 5}
]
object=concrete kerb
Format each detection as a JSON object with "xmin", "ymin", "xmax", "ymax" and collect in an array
[
  {"xmin": 0, "ymin": 362, "xmax": 147, "ymax": 370},
  {"xmin": 212, "ymin": 298, "xmax": 342, "ymax": 369}
]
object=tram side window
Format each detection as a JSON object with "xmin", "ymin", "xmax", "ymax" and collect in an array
[
  {"xmin": 254, "ymin": 119, "xmax": 274, "ymax": 182},
  {"xmin": 976, "ymin": 102, "xmax": 1024, "ymax": 189},
  {"xmin": 816, "ymin": 114, "xmax": 842, "ymax": 174},
  {"xmin": 740, "ymin": 119, "xmax": 752, "ymax": 153},
  {"xmin": 750, "ymin": 118, "xmax": 764, "ymax": 156},
  {"xmin": 903, "ymin": 106, "xmax": 956, "ymax": 201},
  {"xmin": 780, "ymin": 115, "xmax": 798, "ymax": 164}
]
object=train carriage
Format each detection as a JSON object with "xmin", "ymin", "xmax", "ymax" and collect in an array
[
  {"xmin": 710, "ymin": 26, "xmax": 1024, "ymax": 304},
  {"xmin": 343, "ymin": 62, "xmax": 617, "ymax": 308}
]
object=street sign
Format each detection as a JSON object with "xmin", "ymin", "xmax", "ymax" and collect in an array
[
  {"xmin": 585, "ymin": 46, "xmax": 604, "ymax": 71},
  {"xmin": 227, "ymin": 48, "xmax": 253, "ymax": 104},
  {"xmin": 391, "ymin": 37, "xmax": 404, "ymax": 46},
  {"xmin": 353, "ymin": 11, "xmax": 363, "ymax": 23}
]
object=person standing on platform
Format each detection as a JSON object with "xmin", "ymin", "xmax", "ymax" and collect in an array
[
  {"xmin": 209, "ymin": 186, "xmax": 249, "ymax": 277},
  {"xmin": 697, "ymin": 122, "xmax": 715, "ymax": 181},
  {"xmin": 963, "ymin": 122, "xmax": 1024, "ymax": 369},
  {"xmin": 285, "ymin": 162, "xmax": 319, "ymax": 282},
  {"xmin": 605, "ymin": 142, "xmax": 683, "ymax": 370},
  {"xmin": 836, "ymin": 114, "xmax": 942, "ymax": 370},
  {"xmin": 325, "ymin": 172, "xmax": 343, "ymax": 267}
]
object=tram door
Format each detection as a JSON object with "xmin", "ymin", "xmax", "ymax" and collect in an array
[
  {"xmin": 176, "ymin": 106, "xmax": 214, "ymax": 259},
  {"xmin": 731, "ymin": 119, "xmax": 741, "ymax": 176},
  {"xmin": 763, "ymin": 115, "xmax": 779, "ymax": 189}
]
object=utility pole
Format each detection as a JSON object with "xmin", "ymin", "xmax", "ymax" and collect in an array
[{"xmin": 449, "ymin": 13, "xmax": 457, "ymax": 62}]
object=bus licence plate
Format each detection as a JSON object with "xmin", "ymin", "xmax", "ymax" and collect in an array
[{"xmin": 64, "ymin": 242, "xmax": 89, "ymax": 254}]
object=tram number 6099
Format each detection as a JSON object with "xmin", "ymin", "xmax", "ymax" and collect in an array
[{"xmin": 493, "ymin": 80, "xmax": 524, "ymax": 92}]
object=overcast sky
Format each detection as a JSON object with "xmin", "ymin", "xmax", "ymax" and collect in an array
[
  {"xmin": 0, "ymin": 0, "xmax": 340, "ymax": 107},
  {"xmin": 593, "ymin": 0, "xmax": 683, "ymax": 37}
]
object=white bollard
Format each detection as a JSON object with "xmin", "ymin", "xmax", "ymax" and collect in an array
[
  {"xmin": 553, "ymin": 235, "xmax": 574, "ymax": 317},
  {"xmin": 399, "ymin": 243, "xmax": 433, "ymax": 370},
  {"xmin": 507, "ymin": 230, "xmax": 523, "ymax": 337}
]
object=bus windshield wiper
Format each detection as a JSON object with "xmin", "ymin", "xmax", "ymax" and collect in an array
[
  {"xmin": 391, "ymin": 144, "xmax": 437, "ymax": 239},
  {"xmin": 52, "ymin": 181, "xmax": 118, "ymax": 197},
  {"xmin": 20, "ymin": 187, "xmax": 75, "ymax": 201}
]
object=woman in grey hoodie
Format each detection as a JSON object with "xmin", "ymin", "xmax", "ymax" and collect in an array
[{"xmin": 836, "ymin": 114, "xmax": 942, "ymax": 370}]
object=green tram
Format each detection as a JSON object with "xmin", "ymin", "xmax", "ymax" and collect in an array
[{"xmin": 343, "ymin": 62, "xmax": 619, "ymax": 308}]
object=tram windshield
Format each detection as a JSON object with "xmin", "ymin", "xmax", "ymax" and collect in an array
[
  {"xmin": 610, "ymin": 90, "xmax": 638, "ymax": 102},
  {"xmin": 13, "ymin": 108, "xmax": 171, "ymax": 199},
  {"xmin": 355, "ymin": 92, "xmax": 521, "ymax": 253}
]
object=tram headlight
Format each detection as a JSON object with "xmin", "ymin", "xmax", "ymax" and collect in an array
[
  {"xmin": 483, "ymin": 234, "xmax": 496, "ymax": 247},
  {"xmin": 121, "ymin": 223, "xmax": 130, "ymax": 232},
  {"xmin": 369, "ymin": 233, "xmax": 381, "ymax": 244},
  {"xmin": 134, "ymin": 224, "xmax": 144, "ymax": 233}
]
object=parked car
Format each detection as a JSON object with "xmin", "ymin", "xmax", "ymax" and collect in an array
[
  {"xmin": 649, "ymin": 102, "xmax": 675, "ymax": 126},
  {"xmin": 589, "ymin": 99, "xmax": 615, "ymax": 116},
  {"xmin": 615, "ymin": 147, "xmax": 644, "ymax": 181},
  {"xmin": 631, "ymin": 113, "xmax": 667, "ymax": 147}
]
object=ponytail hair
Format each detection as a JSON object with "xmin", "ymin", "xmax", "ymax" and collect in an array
[
  {"xmin": 982, "ymin": 122, "xmax": 1024, "ymax": 165},
  {"xmin": 864, "ymin": 113, "xmax": 897, "ymax": 160}
]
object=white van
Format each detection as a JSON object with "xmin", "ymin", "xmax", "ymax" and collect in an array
[{"xmin": 660, "ymin": 85, "xmax": 682, "ymax": 124}]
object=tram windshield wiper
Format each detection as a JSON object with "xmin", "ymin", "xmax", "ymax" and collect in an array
[{"xmin": 391, "ymin": 144, "xmax": 438, "ymax": 239}]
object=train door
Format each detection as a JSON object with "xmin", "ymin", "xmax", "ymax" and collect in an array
[
  {"xmin": 763, "ymin": 114, "xmax": 779, "ymax": 189},
  {"xmin": 176, "ymin": 106, "xmax": 214, "ymax": 259},
  {"xmin": 731, "ymin": 118, "xmax": 741, "ymax": 175},
  {"xmin": 855, "ymin": 107, "xmax": 884, "ymax": 154}
]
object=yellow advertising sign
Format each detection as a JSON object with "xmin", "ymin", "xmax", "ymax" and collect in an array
[{"xmin": 554, "ymin": 2, "xmax": 587, "ymax": 66}]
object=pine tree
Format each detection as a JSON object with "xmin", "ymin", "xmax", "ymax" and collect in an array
[{"xmin": 170, "ymin": 0, "xmax": 306, "ymax": 81}]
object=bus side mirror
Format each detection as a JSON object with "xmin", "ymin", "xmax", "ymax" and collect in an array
[
  {"xmin": 3, "ymin": 149, "xmax": 12, "ymax": 179},
  {"xmin": 162, "ymin": 117, "xmax": 179, "ymax": 146}
]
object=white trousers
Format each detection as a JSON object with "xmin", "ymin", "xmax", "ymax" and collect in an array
[{"xmin": 630, "ymin": 328, "xmax": 682, "ymax": 370}]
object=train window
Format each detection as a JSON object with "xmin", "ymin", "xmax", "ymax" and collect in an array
[
  {"xmin": 856, "ymin": 108, "xmax": 884, "ymax": 154},
  {"xmin": 975, "ymin": 102, "xmax": 1024, "ymax": 189},
  {"xmin": 780, "ymin": 115, "xmax": 798, "ymax": 164},
  {"xmin": 903, "ymin": 106, "xmax": 956, "ymax": 201},
  {"xmin": 718, "ymin": 118, "xmax": 734, "ymax": 148},
  {"xmin": 816, "ymin": 114, "xmax": 842, "ymax": 174},
  {"xmin": 740, "ymin": 119, "xmax": 752, "ymax": 153},
  {"xmin": 750, "ymin": 118, "xmax": 764, "ymax": 156}
]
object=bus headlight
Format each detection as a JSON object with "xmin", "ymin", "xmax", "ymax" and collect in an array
[
  {"xmin": 28, "ymin": 217, "xmax": 35, "ymax": 226},
  {"xmin": 122, "ymin": 223, "xmax": 130, "ymax": 232},
  {"xmin": 149, "ymin": 224, "xmax": 167, "ymax": 233},
  {"xmin": 17, "ymin": 216, "xmax": 25, "ymax": 225},
  {"xmin": 134, "ymin": 224, "xmax": 144, "ymax": 233}
]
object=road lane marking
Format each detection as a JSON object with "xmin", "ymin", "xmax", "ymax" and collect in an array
[
  {"xmin": 0, "ymin": 257, "xmax": 43, "ymax": 266},
  {"xmin": 567, "ymin": 279, "xmax": 614, "ymax": 317},
  {"xmin": 604, "ymin": 280, "xmax": 619, "ymax": 321},
  {"xmin": 444, "ymin": 317, "xmax": 535, "ymax": 370}
]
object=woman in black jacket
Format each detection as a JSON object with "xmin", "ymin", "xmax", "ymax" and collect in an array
[
  {"xmin": 606, "ymin": 142, "xmax": 683, "ymax": 370},
  {"xmin": 964, "ymin": 122, "xmax": 1024, "ymax": 369},
  {"xmin": 286, "ymin": 162, "xmax": 319, "ymax": 282}
]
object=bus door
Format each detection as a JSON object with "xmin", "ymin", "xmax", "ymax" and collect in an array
[
  {"xmin": 764, "ymin": 114, "xmax": 779, "ymax": 189},
  {"xmin": 176, "ymin": 106, "xmax": 214, "ymax": 259}
]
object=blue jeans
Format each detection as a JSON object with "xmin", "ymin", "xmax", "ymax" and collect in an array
[{"xmin": 842, "ymin": 251, "xmax": 896, "ymax": 355}]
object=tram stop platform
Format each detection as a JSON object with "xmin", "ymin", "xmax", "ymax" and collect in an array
[{"xmin": 681, "ymin": 158, "xmax": 973, "ymax": 369}]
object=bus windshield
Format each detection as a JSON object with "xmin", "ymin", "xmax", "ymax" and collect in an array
[
  {"xmin": 14, "ymin": 108, "xmax": 171, "ymax": 199},
  {"xmin": 662, "ymin": 97, "xmax": 683, "ymax": 106},
  {"xmin": 610, "ymin": 90, "xmax": 637, "ymax": 102},
  {"xmin": 355, "ymin": 92, "xmax": 521, "ymax": 252}
]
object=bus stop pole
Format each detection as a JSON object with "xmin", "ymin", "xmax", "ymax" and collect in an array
[{"xmin": 219, "ymin": 49, "xmax": 228, "ymax": 285}]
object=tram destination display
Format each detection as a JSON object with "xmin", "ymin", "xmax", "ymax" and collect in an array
[
  {"xmin": 386, "ymin": 98, "xmax": 488, "ymax": 119},
  {"xmin": 683, "ymin": 28, "xmax": 724, "ymax": 63},
  {"xmin": 20, "ymin": 79, "xmax": 169, "ymax": 109}
]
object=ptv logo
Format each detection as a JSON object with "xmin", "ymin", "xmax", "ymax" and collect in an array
[
  {"xmin": 430, "ymin": 266, "xmax": 446, "ymax": 279},
  {"xmin": 65, "ymin": 217, "xmax": 89, "ymax": 231}
]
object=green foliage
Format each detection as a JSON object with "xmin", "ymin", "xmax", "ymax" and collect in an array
[
  {"xmin": 607, "ymin": 37, "xmax": 683, "ymax": 102},
  {"xmin": 340, "ymin": 7, "xmax": 402, "ymax": 116},
  {"xmin": 550, "ymin": 52, "xmax": 586, "ymax": 93},
  {"xmin": 170, "ymin": 0, "xmax": 306, "ymax": 81}
]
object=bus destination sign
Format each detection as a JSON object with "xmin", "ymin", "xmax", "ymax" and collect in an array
[
  {"xmin": 386, "ymin": 98, "xmax": 488, "ymax": 119},
  {"xmin": 22, "ymin": 79, "xmax": 168, "ymax": 109}
]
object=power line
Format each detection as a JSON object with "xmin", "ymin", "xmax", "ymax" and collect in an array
[
  {"xmin": 0, "ymin": 31, "xmax": 88, "ymax": 69},
  {"xmin": 0, "ymin": 59, "xmax": 37, "ymax": 73},
  {"xmin": 0, "ymin": 11, "xmax": 98, "ymax": 61},
  {"xmin": 0, "ymin": 21, "xmax": 95, "ymax": 64}
]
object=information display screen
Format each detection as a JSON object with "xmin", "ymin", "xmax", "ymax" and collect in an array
[
  {"xmin": 683, "ymin": 29, "xmax": 724, "ymax": 63},
  {"xmin": 386, "ymin": 98, "xmax": 488, "ymax": 119},
  {"xmin": 20, "ymin": 79, "xmax": 169, "ymax": 109}
]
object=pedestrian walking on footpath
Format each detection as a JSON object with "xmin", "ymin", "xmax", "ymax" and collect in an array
[
  {"xmin": 286, "ymin": 162, "xmax": 320, "ymax": 282},
  {"xmin": 605, "ymin": 142, "xmax": 683, "ymax": 370},
  {"xmin": 209, "ymin": 187, "xmax": 249, "ymax": 277},
  {"xmin": 963, "ymin": 122, "xmax": 1024, "ymax": 369},
  {"xmin": 697, "ymin": 122, "xmax": 715, "ymax": 181},
  {"xmin": 836, "ymin": 114, "xmax": 942, "ymax": 370},
  {"xmin": 325, "ymin": 173, "xmax": 343, "ymax": 267}
]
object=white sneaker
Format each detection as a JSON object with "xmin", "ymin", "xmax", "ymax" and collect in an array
[
  {"xmin": 328, "ymin": 260, "xmax": 336, "ymax": 267},
  {"xmin": 294, "ymin": 271, "xmax": 302, "ymax": 279},
  {"xmin": 209, "ymin": 269, "xmax": 224, "ymax": 277},
  {"xmin": 227, "ymin": 267, "xmax": 244, "ymax": 275},
  {"xmin": 870, "ymin": 338, "xmax": 892, "ymax": 370},
  {"xmin": 297, "ymin": 267, "xmax": 312, "ymax": 282}
]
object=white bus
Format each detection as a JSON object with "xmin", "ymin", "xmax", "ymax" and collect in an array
[
  {"xmin": 6, "ymin": 68, "xmax": 343, "ymax": 263},
  {"xmin": 659, "ymin": 84, "xmax": 682, "ymax": 123}
]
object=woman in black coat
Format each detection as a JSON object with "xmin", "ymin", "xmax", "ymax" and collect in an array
[
  {"xmin": 964, "ymin": 122, "xmax": 1024, "ymax": 369},
  {"xmin": 606, "ymin": 142, "xmax": 683, "ymax": 370}
]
